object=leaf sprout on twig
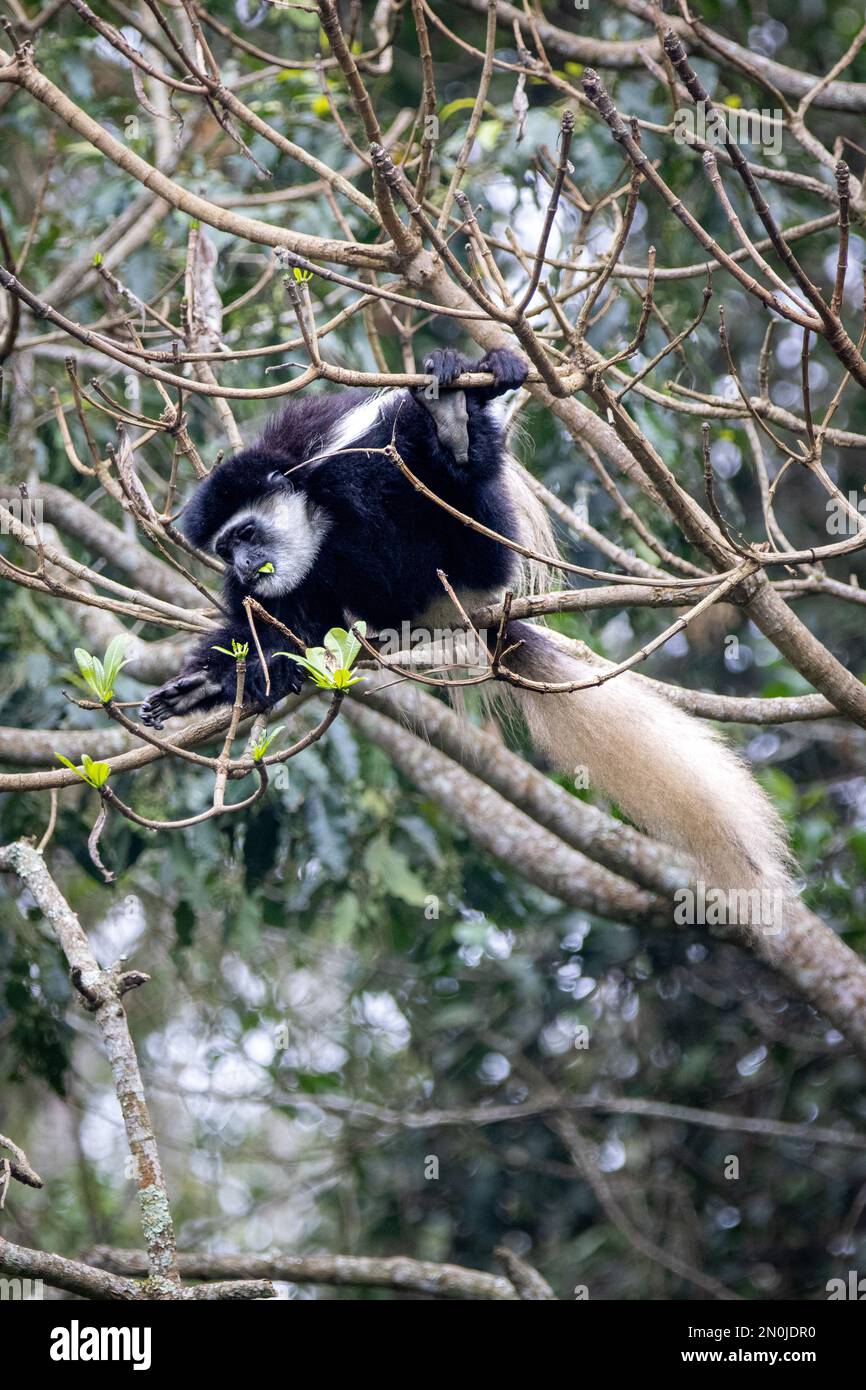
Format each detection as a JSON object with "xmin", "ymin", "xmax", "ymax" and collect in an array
[
  {"xmin": 212, "ymin": 639, "xmax": 250, "ymax": 660},
  {"xmin": 73, "ymin": 635, "xmax": 132, "ymax": 704},
  {"xmin": 277, "ymin": 623, "xmax": 366, "ymax": 691},
  {"xmin": 251, "ymin": 726, "xmax": 284, "ymax": 761},
  {"xmin": 54, "ymin": 753, "xmax": 111, "ymax": 789}
]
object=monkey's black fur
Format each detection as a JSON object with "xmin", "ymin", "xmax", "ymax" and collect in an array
[{"xmin": 140, "ymin": 349, "xmax": 527, "ymax": 727}]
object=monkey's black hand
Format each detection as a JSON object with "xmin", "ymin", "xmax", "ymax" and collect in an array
[
  {"xmin": 141, "ymin": 655, "xmax": 305, "ymax": 726},
  {"xmin": 139, "ymin": 671, "xmax": 212, "ymax": 729},
  {"xmin": 418, "ymin": 347, "xmax": 528, "ymax": 401},
  {"xmin": 420, "ymin": 347, "xmax": 472, "ymax": 390},
  {"xmin": 475, "ymin": 348, "xmax": 528, "ymax": 398},
  {"xmin": 412, "ymin": 350, "xmax": 472, "ymax": 462}
]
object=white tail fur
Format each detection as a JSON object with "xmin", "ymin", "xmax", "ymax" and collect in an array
[
  {"xmin": 497, "ymin": 453, "xmax": 795, "ymax": 899},
  {"xmin": 503, "ymin": 629, "xmax": 793, "ymax": 896}
]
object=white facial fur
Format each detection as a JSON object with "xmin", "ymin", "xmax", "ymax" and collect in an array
[{"xmin": 215, "ymin": 490, "xmax": 331, "ymax": 595}]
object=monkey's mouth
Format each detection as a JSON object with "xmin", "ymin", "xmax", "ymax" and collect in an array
[
  {"xmin": 248, "ymin": 562, "xmax": 286, "ymax": 596},
  {"xmin": 247, "ymin": 561, "xmax": 276, "ymax": 589},
  {"xmin": 236, "ymin": 564, "xmax": 276, "ymax": 593}
]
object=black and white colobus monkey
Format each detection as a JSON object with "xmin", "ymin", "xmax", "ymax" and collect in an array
[{"xmin": 141, "ymin": 347, "xmax": 790, "ymax": 897}]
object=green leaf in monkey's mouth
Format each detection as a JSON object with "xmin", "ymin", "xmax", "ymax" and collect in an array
[{"xmin": 258, "ymin": 562, "xmax": 275, "ymax": 574}]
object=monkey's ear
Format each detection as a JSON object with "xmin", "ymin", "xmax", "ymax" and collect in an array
[{"xmin": 266, "ymin": 469, "xmax": 287, "ymax": 486}]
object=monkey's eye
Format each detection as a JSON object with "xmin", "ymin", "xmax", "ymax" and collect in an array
[{"xmin": 236, "ymin": 523, "xmax": 256, "ymax": 543}]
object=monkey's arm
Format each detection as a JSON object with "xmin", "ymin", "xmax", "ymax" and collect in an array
[
  {"xmin": 139, "ymin": 572, "xmax": 345, "ymax": 727},
  {"xmin": 139, "ymin": 622, "xmax": 304, "ymax": 728},
  {"xmin": 410, "ymin": 347, "xmax": 527, "ymax": 468}
]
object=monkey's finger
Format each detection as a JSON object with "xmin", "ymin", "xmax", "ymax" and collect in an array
[
  {"xmin": 138, "ymin": 704, "xmax": 165, "ymax": 730},
  {"xmin": 165, "ymin": 671, "xmax": 207, "ymax": 694},
  {"xmin": 423, "ymin": 348, "xmax": 465, "ymax": 388},
  {"xmin": 139, "ymin": 692, "xmax": 177, "ymax": 726},
  {"xmin": 140, "ymin": 672, "xmax": 203, "ymax": 712}
]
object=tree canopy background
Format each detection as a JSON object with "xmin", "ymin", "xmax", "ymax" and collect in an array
[{"xmin": 1, "ymin": 0, "xmax": 866, "ymax": 1301}]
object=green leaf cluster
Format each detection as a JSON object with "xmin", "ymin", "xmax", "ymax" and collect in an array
[
  {"xmin": 278, "ymin": 624, "xmax": 366, "ymax": 691},
  {"xmin": 73, "ymin": 635, "xmax": 131, "ymax": 703},
  {"xmin": 212, "ymin": 639, "xmax": 250, "ymax": 660},
  {"xmin": 55, "ymin": 752, "xmax": 111, "ymax": 788}
]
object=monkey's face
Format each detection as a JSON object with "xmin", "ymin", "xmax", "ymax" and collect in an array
[
  {"xmin": 215, "ymin": 514, "xmax": 275, "ymax": 590},
  {"xmin": 212, "ymin": 488, "xmax": 330, "ymax": 597}
]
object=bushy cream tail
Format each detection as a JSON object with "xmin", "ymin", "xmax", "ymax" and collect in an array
[
  {"xmin": 504, "ymin": 628, "xmax": 793, "ymax": 897},
  {"xmin": 499, "ymin": 451, "xmax": 794, "ymax": 899}
]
